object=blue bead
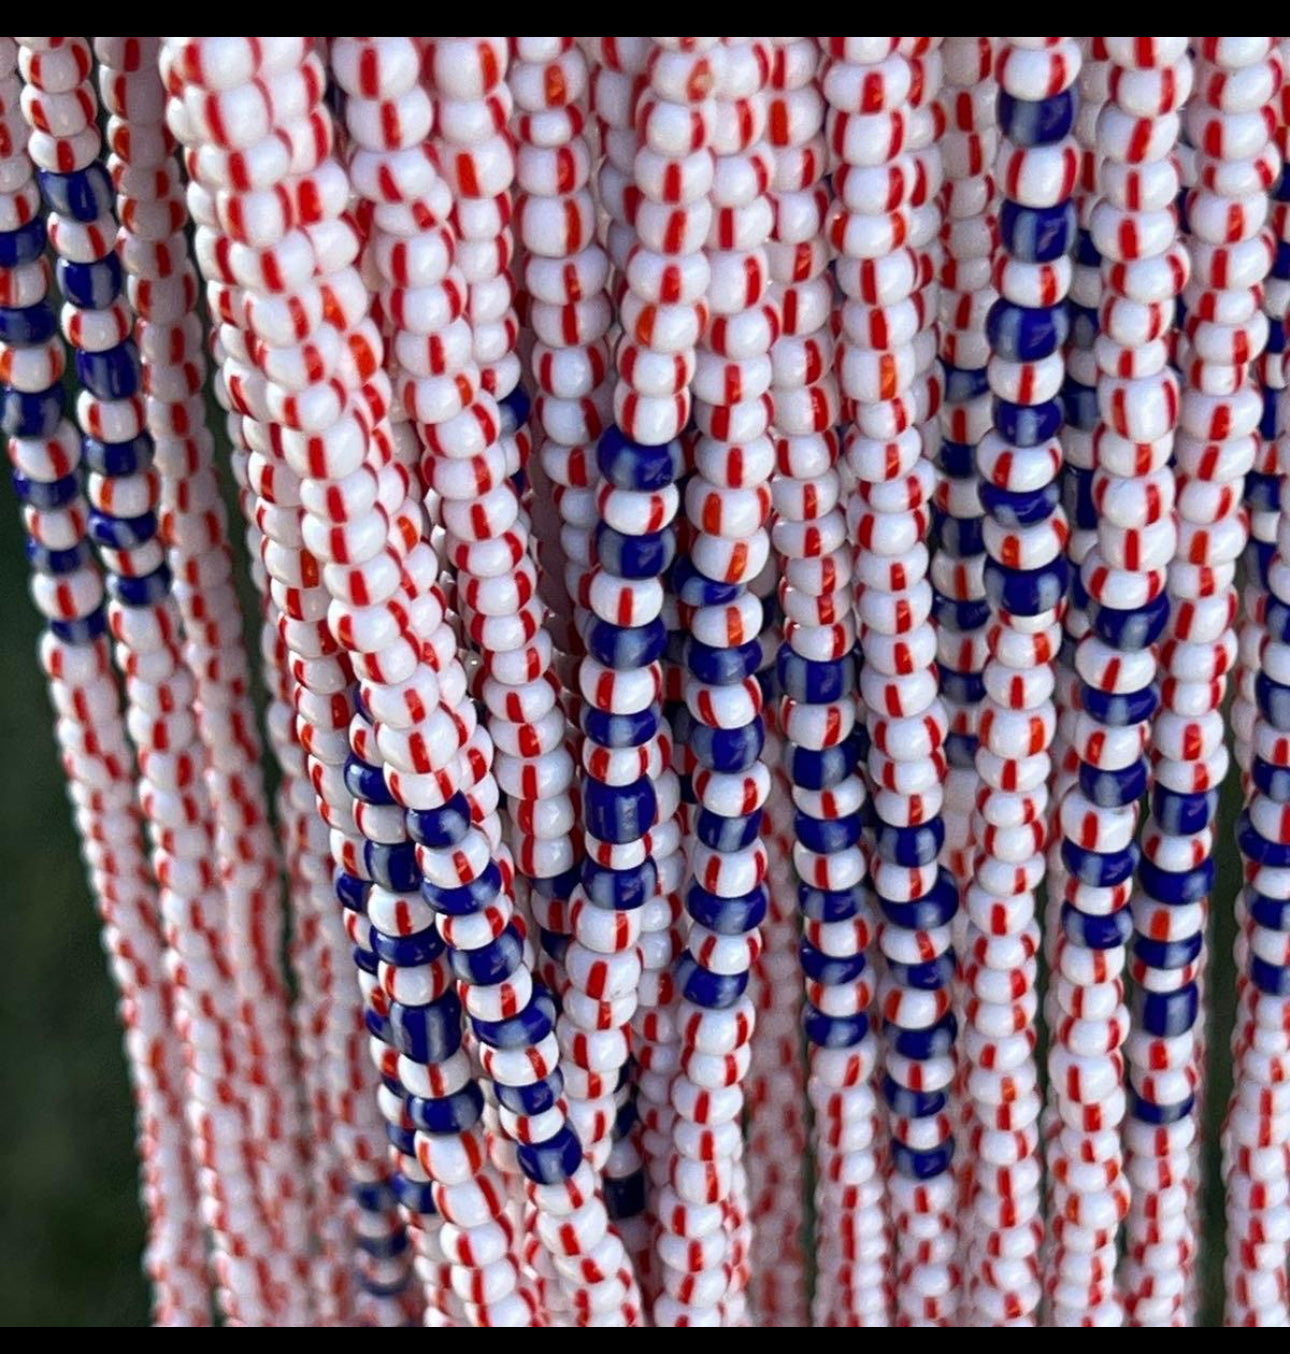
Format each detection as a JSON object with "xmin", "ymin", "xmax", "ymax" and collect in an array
[
  {"xmin": 334, "ymin": 870, "xmax": 369, "ymax": 912},
  {"xmin": 1062, "ymin": 463, "xmax": 1098, "ymax": 528},
  {"xmin": 938, "ymin": 666, "xmax": 987, "ymax": 706},
  {"xmin": 76, "ymin": 343, "xmax": 143, "ymax": 400},
  {"xmin": 0, "ymin": 301, "xmax": 56, "ymax": 344},
  {"xmin": 1079, "ymin": 681, "xmax": 1159, "ymax": 727},
  {"xmin": 793, "ymin": 807, "xmax": 862, "ymax": 854},
  {"xmin": 356, "ymin": 1228, "xmax": 410, "ymax": 1260},
  {"xmin": 0, "ymin": 217, "xmax": 47, "ymax": 268},
  {"xmin": 776, "ymin": 648, "xmax": 851, "ymax": 703},
  {"xmin": 1133, "ymin": 983, "xmax": 1198, "ymax": 1038},
  {"xmin": 936, "ymin": 512, "xmax": 985, "ymax": 559},
  {"xmin": 385, "ymin": 1121, "xmax": 417, "ymax": 1154},
  {"xmin": 690, "ymin": 717, "xmax": 765, "ymax": 773},
  {"xmin": 37, "ymin": 163, "xmax": 114, "ymax": 222},
  {"xmin": 581, "ymin": 701, "xmax": 660, "ymax": 749},
  {"xmin": 1066, "ymin": 306, "xmax": 1099, "ymax": 354},
  {"xmin": 986, "ymin": 299, "xmax": 1070, "ymax": 362},
  {"xmin": 88, "ymin": 508, "xmax": 158, "ymax": 550},
  {"xmin": 1060, "ymin": 840, "xmax": 1139, "ymax": 888},
  {"xmin": 388, "ymin": 991, "xmax": 463, "ymax": 1064},
  {"xmin": 532, "ymin": 865, "xmax": 579, "ymax": 904},
  {"xmin": 406, "ymin": 792, "xmax": 473, "ymax": 848},
  {"xmin": 516, "ymin": 1125, "xmax": 583, "ymax": 1185},
  {"xmin": 352, "ymin": 1178, "xmax": 396, "ymax": 1211},
  {"xmin": 583, "ymin": 775, "xmax": 657, "ymax": 844},
  {"xmin": 685, "ymin": 635, "xmax": 762, "ymax": 685},
  {"xmin": 945, "ymin": 731, "xmax": 978, "ymax": 768},
  {"xmin": 580, "ymin": 857, "xmax": 657, "ymax": 910},
  {"xmin": 50, "ymin": 607, "xmax": 107, "ymax": 645},
  {"xmin": 1248, "ymin": 889, "xmax": 1290, "ymax": 931},
  {"xmin": 882, "ymin": 1075, "xmax": 946, "ymax": 1119},
  {"xmin": 494, "ymin": 1069, "xmax": 564, "ymax": 1116},
  {"xmin": 108, "ymin": 563, "xmax": 172, "ymax": 607},
  {"xmin": 930, "ymin": 590, "xmax": 991, "ymax": 631},
  {"xmin": 889, "ymin": 1011, "xmax": 957, "ymax": 1061},
  {"xmin": 11, "ymin": 466, "xmax": 79, "ymax": 509},
  {"xmin": 874, "ymin": 816, "xmax": 944, "ymax": 868},
  {"xmin": 421, "ymin": 862, "xmax": 504, "ymax": 916},
  {"xmin": 25, "ymin": 537, "xmax": 91, "ymax": 575},
  {"xmin": 1061, "ymin": 901, "xmax": 1133, "ymax": 949},
  {"xmin": 391, "ymin": 1174, "xmax": 437, "ymax": 1216},
  {"xmin": 353, "ymin": 944, "xmax": 378, "ymax": 975},
  {"xmin": 57, "ymin": 252, "xmax": 122, "ymax": 309},
  {"xmin": 983, "ymin": 556, "xmax": 1070, "ymax": 616},
  {"xmin": 797, "ymin": 879, "xmax": 866, "ymax": 923},
  {"xmin": 594, "ymin": 521, "xmax": 675, "ymax": 578},
  {"xmin": 1130, "ymin": 1090, "xmax": 1195, "ymax": 1125},
  {"xmin": 2, "ymin": 385, "xmax": 62, "ymax": 438},
  {"xmin": 671, "ymin": 555, "xmax": 741, "ymax": 606},
  {"xmin": 999, "ymin": 200, "xmax": 1077, "ymax": 263},
  {"xmin": 785, "ymin": 733, "xmax": 859, "ymax": 790},
  {"xmin": 1133, "ymin": 930, "xmax": 1204, "ymax": 972},
  {"xmin": 1252, "ymin": 956, "xmax": 1290, "ymax": 997},
  {"xmin": 1257, "ymin": 672, "xmax": 1290, "ymax": 729},
  {"xmin": 695, "ymin": 805, "xmax": 763, "ymax": 851},
  {"xmin": 675, "ymin": 952, "xmax": 749, "ymax": 1009},
  {"xmin": 605, "ymin": 1169, "xmax": 647, "ymax": 1221},
  {"xmin": 803, "ymin": 1005, "xmax": 868, "ymax": 1048},
  {"xmin": 1138, "ymin": 856, "xmax": 1215, "ymax": 904},
  {"xmin": 448, "ymin": 925, "xmax": 524, "ymax": 985},
  {"xmin": 1088, "ymin": 591, "xmax": 1170, "ymax": 649},
  {"xmin": 596, "ymin": 425, "xmax": 681, "ymax": 491},
  {"xmin": 942, "ymin": 362, "xmax": 990, "ymax": 403},
  {"xmin": 583, "ymin": 615, "xmax": 667, "ymax": 669},
  {"xmin": 345, "ymin": 754, "xmax": 396, "ymax": 805},
  {"xmin": 1249, "ymin": 537, "xmax": 1276, "ymax": 589},
  {"xmin": 886, "ymin": 952, "xmax": 955, "ymax": 990},
  {"xmin": 408, "ymin": 1082, "xmax": 485, "ymax": 1135},
  {"xmin": 979, "ymin": 480, "xmax": 1061, "ymax": 528},
  {"xmin": 878, "ymin": 868, "xmax": 959, "ymax": 930},
  {"xmin": 685, "ymin": 881, "xmax": 767, "ymax": 935},
  {"xmin": 994, "ymin": 395, "xmax": 1064, "ymax": 446},
  {"xmin": 372, "ymin": 925, "xmax": 444, "ymax": 967},
  {"xmin": 365, "ymin": 840, "xmax": 420, "ymax": 893},
  {"xmin": 82, "ymin": 434, "xmax": 153, "ymax": 477},
  {"xmin": 471, "ymin": 990, "xmax": 557, "ymax": 1049},
  {"xmin": 498, "ymin": 383, "xmax": 531, "ymax": 432},
  {"xmin": 997, "ymin": 88, "xmax": 1076, "ymax": 146},
  {"xmin": 892, "ymin": 1139, "xmax": 955, "ymax": 1181},
  {"xmin": 1248, "ymin": 471, "xmax": 1281, "ymax": 514},
  {"xmin": 936, "ymin": 438, "xmax": 977, "ymax": 477},
  {"xmin": 1075, "ymin": 227, "xmax": 1102, "ymax": 268},
  {"xmin": 1266, "ymin": 596, "xmax": 1290, "ymax": 643},
  {"xmin": 1151, "ymin": 783, "xmax": 1217, "ymax": 834},
  {"xmin": 799, "ymin": 939, "xmax": 866, "ymax": 986},
  {"xmin": 1080, "ymin": 757, "xmax": 1148, "ymax": 809}
]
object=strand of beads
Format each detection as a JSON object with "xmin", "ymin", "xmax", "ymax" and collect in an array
[
  {"xmin": 937, "ymin": 37, "xmax": 995, "ymax": 896},
  {"xmin": 745, "ymin": 30, "xmax": 835, "ymax": 1329},
  {"xmin": 421, "ymin": 43, "xmax": 647, "ymax": 1329},
  {"xmin": 93, "ymin": 35, "xmax": 324, "ymax": 1308},
  {"xmin": 162, "ymin": 34, "xmax": 436, "ymax": 1323},
  {"xmin": 856, "ymin": 38, "xmax": 961, "ymax": 1329},
  {"xmin": 1224, "ymin": 45, "xmax": 1290, "ymax": 1328},
  {"xmin": 513, "ymin": 37, "xmax": 605, "ymax": 1006},
  {"xmin": 815, "ymin": 33, "xmax": 907, "ymax": 1329},
  {"xmin": 966, "ymin": 35, "xmax": 1082, "ymax": 1326},
  {"xmin": 1124, "ymin": 35, "xmax": 1279, "ymax": 1326},
  {"xmin": 17, "ymin": 34, "xmax": 292, "ymax": 1323},
  {"xmin": 1052, "ymin": 35, "xmax": 1191, "ymax": 1328},
  {"xmin": 661, "ymin": 35, "xmax": 776, "ymax": 1328},
  {"xmin": 0, "ymin": 37, "xmax": 211, "ymax": 1321}
]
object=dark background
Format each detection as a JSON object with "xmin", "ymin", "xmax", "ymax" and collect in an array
[{"xmin": 0, "ymin": 467, "xmax": 1244, "ymax": 1326}]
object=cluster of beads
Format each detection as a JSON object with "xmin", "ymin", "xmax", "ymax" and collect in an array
[
  {"xmin": 966, "ymin": 34, "xmax": 1082, "ymax": 1326},
  {"xmin": 24, "ymin": 31, "xmax": 1290, "ymax": 1333},
  {"xmin": 0, "ymin": 34, "xmax": 210, "ymax": 1324}
]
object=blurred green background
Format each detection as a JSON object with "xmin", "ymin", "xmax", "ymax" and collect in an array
[{"xmin": 0, "ymin": 465, "xmax": 1245, "ymax": 1327}]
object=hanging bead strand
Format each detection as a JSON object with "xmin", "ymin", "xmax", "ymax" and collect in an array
[
  {"xmin": 0, "ymin": 34, "xmax": 211, "ymax": 1322},
  {"xmin": 967, "ymin": 34, "xmax": 1082, "ymax": 1326},
  {"xmin": 18, "ymin": 33, "xmax": 292, "ymax": 1324}
]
